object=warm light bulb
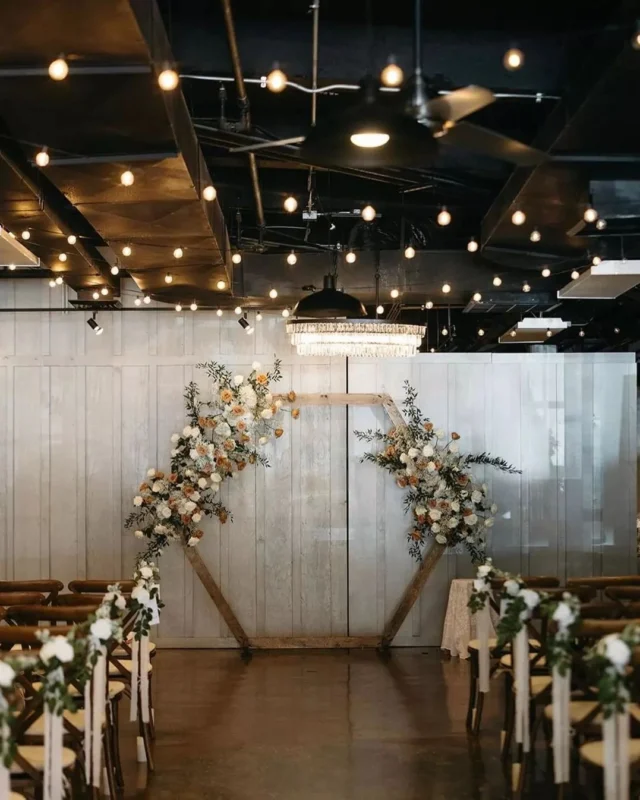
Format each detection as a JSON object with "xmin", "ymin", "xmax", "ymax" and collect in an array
[
  {"xmin": 430, "ymin": 348, "xmax": 435, "ymax": 353},
  {"xmin": 173, "ymin": 247, "xmax": 183, "ymax": 259},
  {"xmin": 376, "ymin": 304, "xmax": 384, "ymax": 314},
  {"xmin": 390, "ymin": 288, "xmax": 399, "ymax": 299},
  {"xmin": 596, "ymin": 218, "xmax": 607, "ymax": 230},
  {"xmin": 232, "ymin": 252, "xmax": 242, "ymax": 264},
  {"xmin": 101, "ymin": 287, "xmax": 109, "ymax": 296},
  {"xmin": 425, "ymin": 301, "xmax": 434, "ymax": 309},
  {"xmin": 110, "ymin": 265, "xmax": 120, "ymax": 276},
  {"xmin": 120, "ymin": 170, "xmax": 134, "ymax": 187},
  {"xmin": 511, "ymin": 209, "xmax": 526, "ymax": 226},
  {"xmin": 441, "ymin": 327, "xmax": 448, "ymax": 337},
  {"xmin": 522, "ymin": 282, "xmax": 531, "ymax": 293},
  {"xmin": 473, "ymin": 292, "xmax": 482, "ymax": 302},
  {"xmin": 158, "ymin": 69, "xmax": 179, "ymax": 91},
  {"xmin": 216, "ymin": 280, "xmax": 227, "ymax": 290},
  {"xmin": 203, "ymin": 185, "xmax": 217, "ymax": 202},
  {"xmin": 143, "ymin": 295, "xmax": 151, "ymax": 304},
  {"xmin": 256, "ymin": 312, "xmax": 263, "ymax": 321},
  {"xmin": 404, "ymin": 245, "xmax": 416, "ymax": 259},
  {"xmin": 579, "ymin": 329, "xmax": 585, "ymax": 338},
  {"xmin": 542, "ymin": 267, "xmax": 551, "ymax": 277},
  {"xmin": 266, "ymin": 67, "xmax": 287, "ymax": 93},
  {"xmin": 592, "ymin": 255, "xmax": 601, "ymax": 266},
  {"xmin": 165, "ymin": 272, "xmax": 173, "ymax": 284},
  {"xmin": 48, "ymin": 57, "xmax": 69, "ymax": 81},
  {"xmin": 350, "ymin": 132, "xmax": 390, "ymax": 148},
  {"xmin": 8, "ymin": 264, "xmax": 15, "ymax": 271},
  {"xmin": 122, "ymin": 245, "xmax": 132, "ymax": 257},
  {"xmin": 510, "ymin": 329, "xmax": 517, "ymax": 338},
  {"xmin": 345, "ymin": 251, "xmax": 357, "ymax": 264},
  {"xmin": 478, "ymin": 328, "xmax": 485, "ymax": 337},
  {"xmin": 283, "ymin": 195, "xmax": 298, "ymax": 213},
  {"xmin": 467, "ymin": 237, "xmax": 478, "ymax": 253},
  {"xmin": 190, "ymin": 302, "xmax": 198, "ymax": 312},
  {"xmin": 493, "ymin": 276, "xmax": 502, "ymax": 286},
  {"xmin": 35, "ymin": 148, "xmax": 50, "ymax": 167},
  {"xmin": 134, "ymin": 297, "xmax": 142, "ymax": 306},
  {"xmin": 530, "ymin": 228, "xmax": 541, "ymax": 242},
  {"xmin": 234, "ymin": 306, "xmax": 242, "ymax": 315},
  {"xmin": 546, "ymin": 328, "xmax": 552, "ymax": 338},
  {"xmin": 67, "ymin": 234, "xmax": 77, "ymax": 245},
  {"xmin": 49, "ymin": 279, "xmax": 56, "ymax": 288},
  {"xmin": 361, "ymin": 205, "xmax": 376, "ymax": 222},
  {"xmin": 503, "ymin": 48, "xmax": 524, "ymax": 71},
  {"xmin": 437, "ymin": 207, "xmax": 451, "ymax": 226},
  {"xmin": 282, "ymin": 308, "xmax": 290, "ymax": 318},
  {"xmin": 92, "ymin": 291, "xmax": 100, "ymax": 300},
  {"xmin": 583, "ymin": 206, "xmax": 598, "ymax": 223},
  {"xmin": 175, "ymin": 304, "xmax": 182, "ymax": 312},
  {"xmin": 442, "ymin": 282, "xmax": 451, "ymax": 294},
  {"xmin": 380, "ymin": 58, "xmax": 404, "ymax": 88},
  {"xmin": 269, "ymin": 288, "xmax": 278, "ymax": 299},
  {"xmin": 571, "ymin": 270, "xmax": 580, "ymax": 280},
  {"xmin": 614, "ymin": 327, "xmax": 620, "ymax": 334},
  {"xmin": 21, "ymin": 230, "xmax": 30, "ymax": 240},
  {"xmin": 55, "ymin": 275, "xmax": 63, "ymax": 285},
  {"xmin": 216, "ymin": 308, "xmax": 223, "ymax": 317},
  {"xmin": 58, "ymin": 253, "xmax": 67, "ymax": 262},
  {"xmin": 634, "ymin": 29, "xmax": 640, "ymax": 50},
  {"xmin": 287, "ymin": 251, "xmax": 297, "ymax": 266}
]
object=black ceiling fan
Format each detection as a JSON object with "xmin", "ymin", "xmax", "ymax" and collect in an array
[{"xmin": 231, "ymin": 0, "xmax": 548, "ymax": 169}]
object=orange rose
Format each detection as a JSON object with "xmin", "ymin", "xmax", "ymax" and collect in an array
[
  {"xmin": 287, "ymin": 390, "xmax": 296, "ymax": 402},
  {"xmin": 139, "ymin": 482, "xmax": 149, "ymax": 492},
  {"xmin": 292, "ymin": 408, "xmax": 300, "ymax": 419},
  {"xmin": 156, "ymin": 471, "xmax": 165, "ymax": 479},
  {"xmin": 408, "ymin": 476, "xmax": 418, "ymax": 486},
  {"xmin": 196, "ymin": 443, "xmax": 207, "ymax": 457},
  {"xmin": 236, "ymin": 420, "xmax": 247, "ymax": 431},
  {"xmin": 396, "ymin": 477, "xmax": 408, "ymax": 488},
  {"xmin": 220, "ymin": 388, "xmax": 233, "ymax": 403},
  {"xmin": 223, "ymin": 439, "xmax": 236, "ymax": 451},
  {"xmin": 424, "ymin": 422, "xmax": 433, "ymax": 432},
  {"xmin": 216, "ymin": 455, "xmax": 226, "ymax": 466},
  {"xmin": 274, "ymin": 428, "xmax": 284, "ymax": 438},
  {"xmin": 169, "ymin": 473, "xmax": 178, "ymax": 483},
  {"xmin": 256, "ymin": 374, "xmax": 269, "ymax": 385},
  {"xmin": 198, "ymin": 417, "xmax": 207, "ymax": 428},
  {"xmin": 451, "ymin": 432, "xmax": 460, "ymax": 440},
  {"xmin": 183, "ymin": 485, "xmax": 194, "ymax": 496},
  {"xmin": 219, "ymin": 511, "xmax": 228, "ymax": 524},
  {"xmin": 237, "ymin": 461, "xmax": 247, "ymax": 471},
  {"xmin": 232, "ymin": 405, "xmax": 245, "ymax": 416}
]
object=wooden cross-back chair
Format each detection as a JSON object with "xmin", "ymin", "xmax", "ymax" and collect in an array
[
  {"xmin": 0, "ymin": 581, "xmax": 63, "ymax": 606},
  {"xmin": 68, "ymin": 580, "xmax": 136, "ymax": 595},
  {"xmin": 0, "ymin": 593, "xmax": 45, "ymax": 610}
]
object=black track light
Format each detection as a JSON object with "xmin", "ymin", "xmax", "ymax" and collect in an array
[{"xmin": 87, "ymin": 313, "xmax": 103, "ymax": 336}]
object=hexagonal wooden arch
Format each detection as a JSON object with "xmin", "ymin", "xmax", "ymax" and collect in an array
[{"xmin": 182, "ymin": 393, "xmax": 446, "ymax": 651}]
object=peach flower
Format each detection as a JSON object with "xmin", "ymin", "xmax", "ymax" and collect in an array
[
  {"xmin": 292, "ymin": 408, "xmax": 300, "ymax": 419},
  {"xmin": 274, "ymin": 428, "xmax": 284, "ymax": 438},
  {"xmin": 220, "ymin": 388, "xmax": 233, "ymax": 403},
  {"xmin": 256, "ymin": 374, "xmax": 269, "ymax": 385},
  {"xmin": 287, "ymin": 390, "xmax": 296, "ymax": 402}
]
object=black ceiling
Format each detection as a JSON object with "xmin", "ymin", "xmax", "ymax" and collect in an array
[{"xmin": 0, "ymin": 0, "xmax": 640, "ymax": 352}]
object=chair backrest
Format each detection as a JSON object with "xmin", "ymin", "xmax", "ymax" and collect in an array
[
  {"xmin": 567, "ymin": 576, "xmax": 640, "ymax": 590},
  {"xmin": 578, "ymin": 618, "xmax": 640, "ymax": 637},
  {"xmin": 605, "ymin": 586, "xmax": 640, "ymax": 602},
  {"xmin": 55, "ymin": 593, "xmax": 115, "ymax": 606},
  {"xmin": 543, "ymin": 586, "xmax": 597, "ymax": 603},
  {"xmin": 5, "ymin": 605, "xmax": 96, "ymax": 626},
  {"xmin": 0, "ymin": 581, "xmax": 62, "ymax": 605},
  {"xmin": 491, "ymin": 576, "xmax": 561, "ymax": 590},
  {"xmin": 0, "ymin": 625, "xmax": 75, "ymax": 650},
  {"xmin": 579, "ymin": 602, "xmax": 622, "ymax": 620},
  {"xmin": 69, "ymin": 579, "xmax": 136, "ymax": 594},
  {"xmin": 0, "ymin": 592, "xmax": 45, "ymax": 607}
]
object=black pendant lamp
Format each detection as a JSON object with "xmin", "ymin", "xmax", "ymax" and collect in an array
[{"xmin": 292, "ymin": 274, "xmax": 367, "ymax": 319}]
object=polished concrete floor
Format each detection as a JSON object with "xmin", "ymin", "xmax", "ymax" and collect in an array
[{"xmin": 119, "ymin": 649, "xmax": 518, "ymax": 799}]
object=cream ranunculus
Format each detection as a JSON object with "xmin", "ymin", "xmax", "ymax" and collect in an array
[
  {"xmin": 259, "ymin": 436, "xmax": 268, "ymax": 445},
  {"xmin": 471, "ymin": 490, "xmax": 482, "ymax": 503},
  {"xmin": 466, "ymin": 514, "xmax": 478, "ymax": 525},
  {"xmin": 447, "ymin": 517, "xmax": 459, "ymax": 529},
  {"xmin": 408, "ymin": 447, "xmax": 420, "ymax": 459},
  {"xmin": 435, "ymin": 429, "xmax": 445, "ymax": 438},
  {"xmin": 185, "ymin": 501, "xmax": 197, "ymax": 513},
  {"xmin": 198, "ymin": 477, "xmax": 208, "ymax": 489},
  {"xmin": 139, "ymin": 566, "xmax": 153, "ymax": 579},
  {"xmin": 261, "ymin": 408, "xmax": 273, "ymax": 420},
  {"xmin": 191, "ymin": 491, "xmax": 201, "ymax": 502},
  {"xmin": 422, "ymin": 444, "xmax": 434, "ymax": 457},
  {"xmin": 0, "ymin": 661, "xmax": 15, "ymax": 688},
  {"xmin": 216, "ymin": 422, "xmax": 231, "ymax": 438},
  {"xmin": 491, "ymin": 503, "xmax": 498, "ymax": 514},
  {"xmin": 449, "ymin": 443, "xmax": 459, "ymax": 454},
  {"xmin": 152, "ymin": 481, "xmax": 164, "ymax": 493},
  {"xmin": 233, "ymin": 375, "xmax": 244, "ymax": 386},
  {"xmin": 211, "ymin": 473, "xmax": 222, "ymax": 483},
  {"xmin": 428, "ymin": 509, "xmax": 442, "ymax": 521},
  {"xmin": 399, "ymin": 453, "xmax": 408, "ymax": 464},
  {"xmin": 182, "ymin": 426, "xmax": 192, "ymax": 437},
  {"xmin": 171, "ymin": 449, "xmax": 178, "ymax": 457},
  {"xmin": 192, "ymin": 513, "xmax": 202, "ymax": 523},
  {"xmin": 252, "ymin": 361, "xmax": 261, "ymax": 371},
  {"xmin": 134, "ymin": 530, "xmax": 144, "ymax": 539},
  {"xmin": 132, "ymin": 585, "xmax": 150, "ymax": 606},
  {"xmin": 484, "ymin": 517, "xmax": 494, "ymax": 528},
  {"xmin": 133, "ymin": 495, "xmax": 143, "ymax": 507},
  {"xmin": 190, "ymin": 449, "xmax": 199, "ymax": 460},
  {"xmin": 431, "ymin": 522, "xmax": 441, "ymax": 533},
  {"xmin": 90, "ymin": 618, "xmax": 113, "ymax": 641},
  {"xmin": 170, "ymin": 433, "xmax": 180, "ymax": 444},
  {"xmin": 161, "ymin": 507, "xmax": 172, "ymax": 519},
  {"xmin": 147, "ymin": 468, "xmax": 156, "ymax": 478},
  {"xmin": 188, "ymin": 536, "xmax": 199, "ymax": 547},
  {"xmin": 450, "ymin": 500, "xmax": 460, "ymax": 513},
  {"xmin": 189, "ymin": 428, "xmax": 200, "ymax": 438},
  {"xmin": 435, "ymin": 534, "xmax": 447, "ymax": 544},
  {"xmin": 415, "ymin": 505, "xmax": 427, "ymax": 516},
  {"xmin": 427, "ymin": 462, "xmax": 436, "ymax": 472}
]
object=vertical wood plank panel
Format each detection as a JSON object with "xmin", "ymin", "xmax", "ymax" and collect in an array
[{"xmin": 0, "ymin": 367, "xmax": 8, "ymax": 578}]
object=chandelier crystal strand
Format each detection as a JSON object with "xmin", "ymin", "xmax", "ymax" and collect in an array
[{"xmin": 286, "ymin": 320, "xmax": 425, "ymax": 357}]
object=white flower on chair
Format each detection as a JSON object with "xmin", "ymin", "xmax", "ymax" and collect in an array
[
  {"xmin": 0, "ymin": 661, "xmax": 15, "ymax": 688},
  {"xmin": 40, "ymin": 636, "xmax": 74, "ymax": 665},
  {"xmin": 131, "ymin": 586, "xmax": 150, "ymax": 606},
  {"xmin": 90, "ymin": 618, "xmax": 113, "ymax": 641},
  {"xmin": 603, "ymin": 635, "xmax": 631, "ymax": 672}
]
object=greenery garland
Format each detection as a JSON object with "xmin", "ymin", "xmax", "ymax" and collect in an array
[
  {"xmin": 585, "ymin": 624, "xmax": 640, "ymax": 717},
  {"xmin": 356, "ymin": 381, "xmax": 520, "ymax": 561}
]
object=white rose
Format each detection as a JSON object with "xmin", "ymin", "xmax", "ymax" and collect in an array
[
  {"xmin": 198, "ymin": 477, "xmax": 208, "ymax": 489},
  {"xmin": 147, "ymin": 468, "xmax": 156, "ymax": 478},
  {"xmin": 447, "ymin": 517, "xmax": 459, "ymax": 529},
  {"xmin": 449, "ymin": 443, "xmax": 459, "ymax": 454},
  {"xmin": 185, "ymin": 501, "xmax": 197, "ymax": 513},
  {"xmin": 450, "ymin": 500, "xmax": 460, "ymax": 513},
  {"xmin": 252, "ymin": 361, "xmax": 261, "ymax": 370},
  {"xmin": 491, "ymin": 503, "xmax": 498, "ymax": 514},
  {"xmin": 170, "ymin": 433, "xmax": 180, "ymax": 444},
  {"xmin": 520, "ymin": 589, "xmax": 540, "ymax": 610},
  {"xmin": 473, "ymin": 579, "xmax": 486, "ymax": 592},
  {"xmin": 191, "ymin": 491, "xmax": 201, "ymax": 502},
  {"xmin": 131, "ymin": 586, "xmax": 150, "ymax": 606},
  {"xmin": 435, "ymin": 534, "xmax": 447, "ymax": 545},
  {"xmin": 504, "ymin": 579, "xmax": 520, "ymax": 597},
  {"xmin": 399, "ymin": 453, "xmax": 408, "ymax": 464},
  {"xmin": 185, "ymin": 469, "xmax": 194, "ymax": 477},
  {"xmin": 192, "ymin": 513, "xmax": 202, "ymax": 523},
  {"xmin": 604, "ymin": 636, "xmax": 631, "ymax": 671},
  {"xmin": 552, "ymin": 602, "xmax": 575, "ymax": 629},
  {"xmin": 259, "ymin": 436, "xmax": 268, "ymax": 445},
  {"xmin": 41, "ymin": 636, "xmax": 74, "ymax": 665},
  {"xmin": 161, "ymin": 507, "xmax": 172, "ymax": 519},
  {"xmin": 190, "ymin": 449, "xmax": 199, "ymax": 460},
  {"xmin": 408, "ymin": 447, "xmax": 420, "ymax": 459},
  {"xmin": 265, "ymin": 393, "xmax": 273, "ymax": 403},
  {"xmin": 182, "ymin": 426, "xmax": 192, "ymax": 437},
  {"xmin": 189, "ymin": 427, "xmax": 200, "ymax": 438},
  {"xmin": 484, "ymin": 517, "xmax": 494, "ymax": 528},
  {"xmin": 422, "ymin": 444, "xmax": 434, "ymax": 457},
  {"xmin": 134, "ymin": 530, "xmax": 144, "ymax": 539},
  {"xmin": 211, "ymin": 483, "xmax": 220, "ymax": 493},
  {"xmin": 233, "ymin": 375, "xmax": 244, "ymax": 386},
  {"xmin": 428, "ymin": 509, "xmax": 442, "ymax": 521},
  {"xmin": 431, "ymin": 523, "xmax": 441, "ymax": 533},
  {"xmin": 133, "ymin": 496, "xmax": 143, "ymax": 507},
  {"xmin": 471, "ymin": 490, "xmax": 482, "ymax": 503},
  {"xmin": 435, "ymin": 429, "xmax": 445, "ymax": 438},
  {"xmin": 275, "ymin": 399, "xmax": 283, "ymax": 409},
  {"xmin": 152, "ymin": 481, "xmax": 164, "ymax": 493},
  {"xmin": 477, "ymin": 564, "xmax": 492, "ymax": 578},
  {"xmin": 0, "ymin": 662, "xmax": 15, "ymax": 688},
  {"xmin": 217, "ymin": 422, "xmax": 231, "ymax": 438},
  {"xmin": 188, "ymin": 537, "xmax": 199, "ymax": 547},
  {"xmin": 139, "ymin": 566, "xmax": 153, "ymax": 579},
  {"xmin": 116, "ymin": 596, "xmax": 127, "ymax": 610},
  {"xmin": 415, "ymin": 505, "xmax": 427, "ymax": 517},
  {"xmin": 427, "ymin": 462, "xmax": 436, "ymax": 472},
  {"xmin": 171, "ymin": 449, "xmax": 178, "ymax": 457},
  {"xmin": 211, "ymin": 473, "xmax": 222, "ymax": 483},
  {"xmin": 466, "ymin": 514, "xmax": 478, "ymax": 525},
  {"xmin": 91, "ymin": 618, "xmax": 113, "ymax": 641},
  {"xmin": 261, "ymin": 408, "xmax": 273, "ymax": 420}
]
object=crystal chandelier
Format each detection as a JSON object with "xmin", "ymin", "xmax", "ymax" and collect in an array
[{"xmin": 286, "ymin": 275, "xmax": 425, "ymax": 358}]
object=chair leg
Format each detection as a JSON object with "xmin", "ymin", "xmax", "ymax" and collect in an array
[
  {"xmin": 466, "ymin": 652, "xmax": 478, "ymax": 731},
  {"xmin": 148, "ymin": 672, "xmax": 156, "ymax": 740},
  {"xmin": 501, "ymin": 672, "xmax": 515, "ymax": 761},
  {"xmin": 138, "ymin": 699, "xmax": 155, "ymax": 773},
  {"xmin": 111, "ymin": 698, "xmax": 124, "ymax": 789},
  {"xmin": 473, "ymin": 689, "xmax": 486, "ymax": 735},
  {"xmin": 103, "ymin": 729, "xmax": 118, "ymax": 800}
]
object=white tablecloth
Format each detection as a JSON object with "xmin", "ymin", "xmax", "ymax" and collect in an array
[{"xmin": 440, "ymin": 578, "xmax": 496, "ymax": 659}]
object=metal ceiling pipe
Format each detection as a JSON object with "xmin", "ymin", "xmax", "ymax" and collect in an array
[{"xmin": 219, "ymin": 0, "xmax": 265, "ymax": 229}]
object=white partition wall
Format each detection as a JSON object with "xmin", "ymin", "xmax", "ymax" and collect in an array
[{"xmin": 0, "ymin": 283, "xmax": 636, "ymax": 645}]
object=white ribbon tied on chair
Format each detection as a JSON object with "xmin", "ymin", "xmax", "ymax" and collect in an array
[
  {"xmin": 477, "ymin": 598, "xmax": 491, "ymax": 694},
  {"xmin": 551, "ymin": 665, "xmax": 571, "ymax": 784},
  {"xmin": 0, "ymin": 715, "xmax": 11, "ymax": 800},
  {"xmin": 83, "ymin": 679, "xmax": 91, "ymax": 785},
  {"xmin": 91, "ymin": 648, "xmax": 106, "ymax": 788},
  {"xmin": 513, "ymin": 627, "xmax": 531, "ymax": 753},
  {"xmin": 44, "ymin": 707, "xmax": 63, "ymax": 800},
  {"xmin": 140, "ymin": 634, "xmax": 151, "ymax": 724},
  {"xmin": 129, "ymin": 636, "xmax": 139, "ymax": 723},
  {"xmin": 0, "ymin": 763, "xmax": 8, "ymax": 800},
  {"xmin": 603, "ymin": 700, "xmax": 630, "ymax": 800}
]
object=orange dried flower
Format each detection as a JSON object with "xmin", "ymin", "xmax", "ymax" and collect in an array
[
  {"xmin": 169, "ymin": 473, "xmax": 178, "ymax": 483},
  {"xmin": 237, "ymin": 461, "xmax": 247, "ymax": 471},
  {"xmin": 451, "ymin": 431, "xmax": 460, "ymax": 440},
  {"xmin": 198, "ymin": 417, "xmax": 207, "ymax": 428},
  {"xmin": 156, "ymin": 471, "xmax": 165, "ymax": 479},
  {"xmin": 183, "ymin": 485, "xmax": 194, "ymax": 496},
  {"xmin": 220, "ymin": 388, "xmax": 233, "ymax": 403},
  {"xmin": 196, "ymin": 443, "xmax": 207, "ymax": 456},
  {"xmin": 139, "ymin": 482, "xmax": 149, "ymax": 492},
  {"xmin": 463, "ymin": 508, "xmax": 473, "ymax": 517},
  {"xmin": 410, "ymin": 530, "xmax": 422, "ymax": 541},
  {"xmin": 424, "ymin": 422, "xmax": 433, "ymax": 432},
  {"xmin": 396, "ymin": 477, "xmax": 408, "ymax": 488},
  {"xmin": 274, "ymin": 428, "xmax": 284, "ymax": 438},
  {"xmin": 236, "ymin": 420, "xmax": 247, "ymax": 431},
  {"xmin": 256, "ymin": 374, "xmax": 269, "ymax": 385},
  {"xmin": 408, "ymin": 476, "xmax": 419, "ymax": 486},
  {"xmin": 385, "ymin": 445, "xmax": 396, "ymax": 458},
  {"xmin": 194, "ymin": 529, "xmax": 204, "ymax": 539},
  {"xmin": 287, "ymin": 390, "xmax": 296, "ymax": 402},
  {"xmin": 218, "ymin": 511, "xmax": 228, "ymax": 524},
  {"xmin": 292, "ymin": 408, "xmax": 300, "ymax": 419}
]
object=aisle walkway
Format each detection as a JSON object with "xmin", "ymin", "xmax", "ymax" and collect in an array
[{"xmin": 122, "ymin": 649, "xmax": 508, "ymax": 799}]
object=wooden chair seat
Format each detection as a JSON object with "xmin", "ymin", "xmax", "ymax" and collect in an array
[
  {"xmin": 580, "ymin": 739, "xmax": 640, "ymax": 768},
  {"xmin": 31, "ymin": 680, "xmax": 126, "ymax": 700},
  {"xmin": 500, "ymin": 652, "xmax": 546, "ymax": 669},
  {"xmin": 468, "ymin": 638, "xmax": 540, "ymax": 652},
  {"xmin": 23, "ymin": 708, "xmax": 104, "ymax": 737},
  {"xmin": 544, "ymin": 701, "xmax": 640, "ymax": 727},
  {"xmin": 109, "ymin": 659, "xmax": 152, "ymax": 677},
  {"xmin": 10, "ymin": 793, "xmax": 26, "ymax": 800},
  {"xmin": 11, "ymin": 745, "xmax": 76, "ymax": 773},
  {"xmin": 511, "ymin": 675, "xmax": 552, "ymax": 697},
  {"xmin": 113, "ymin": 641, "xmax": 157, "ymax": 657}
]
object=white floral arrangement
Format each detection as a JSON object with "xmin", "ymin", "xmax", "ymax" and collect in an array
[
  {"xmin": 355, "ymin": 382, "xmax": 520, "ymax": 561},
  {"xmin": 130, "ymin": 560, "xmax": 163, "ymax": 640},
  {"xmin": 126, "ymin": 359, "xmax": 299, "ymax": 559},
  {"xmin": 586, "ymin": 624, "xmax": 640, "ymax": 716}
]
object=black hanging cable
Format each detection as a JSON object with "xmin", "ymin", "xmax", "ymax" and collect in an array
[{"xmin": 374, "ymin": 246, "xmax": 381, "ymax": 318}]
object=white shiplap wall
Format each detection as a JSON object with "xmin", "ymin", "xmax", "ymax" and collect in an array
[{"xmin": 0, "ymin": 280, "xmax": 636, "ymax": 645}]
